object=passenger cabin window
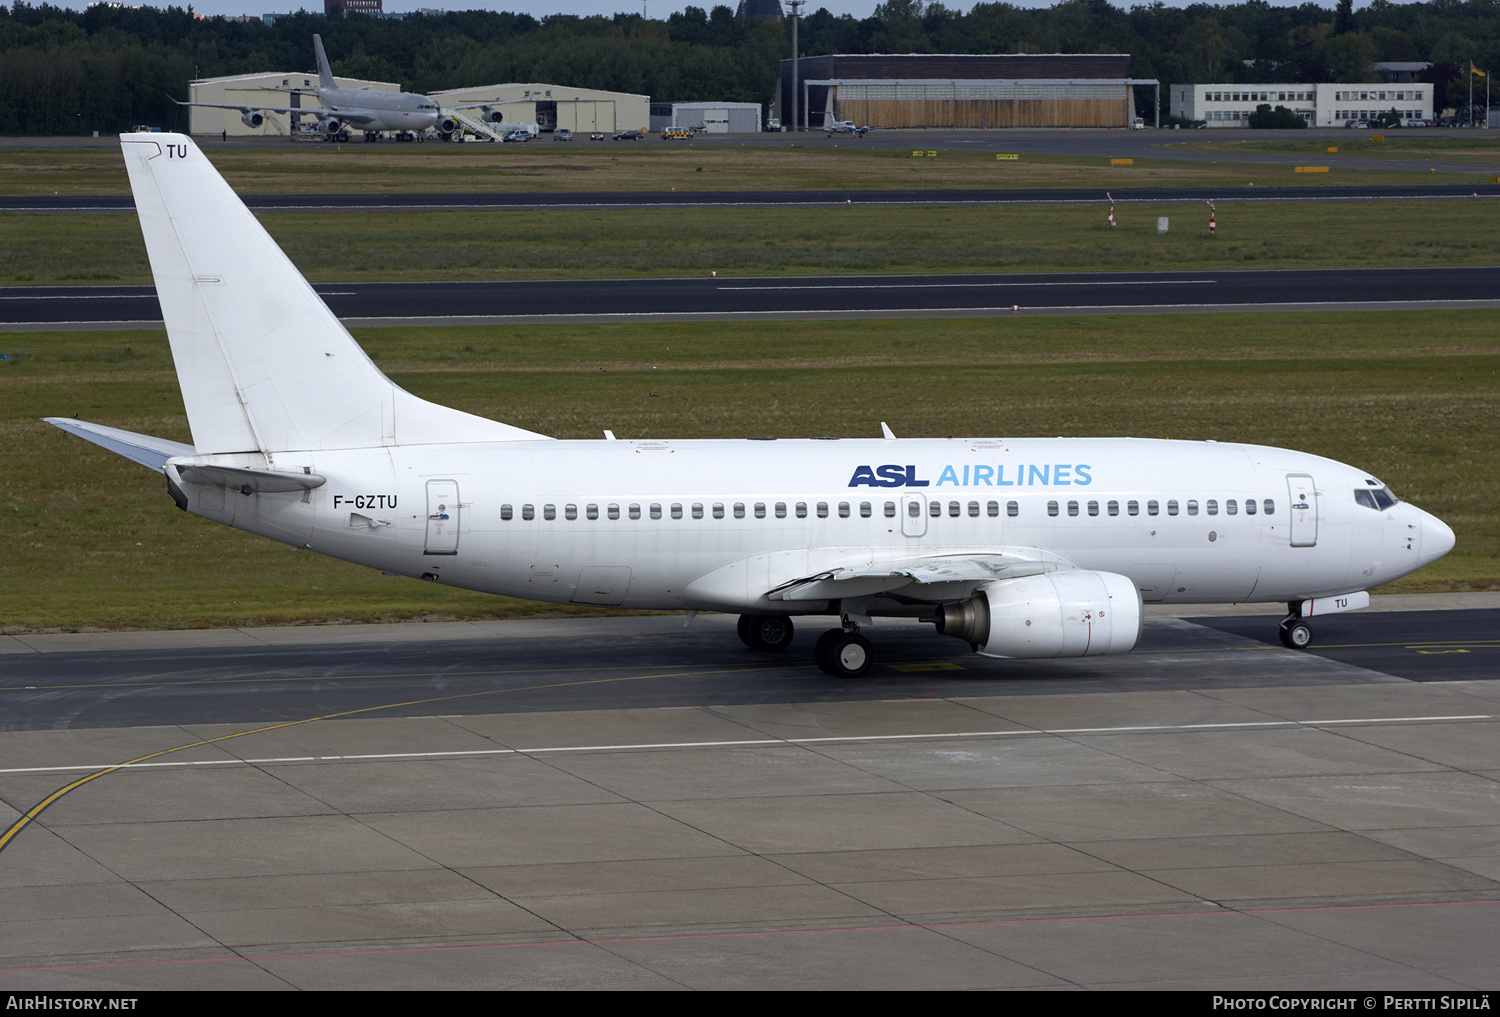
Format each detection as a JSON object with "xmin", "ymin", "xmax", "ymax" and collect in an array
[
  {"xmin": 1147, "ymin": 500, "xmax": 1159, "ymax": 516},
  {"xmin": 907, "ymin": 501, "xmax": 921, "ymax": 518},
  {"xmin": 629, "ymin": 504, "xmax": 641, "ymax": 520},
  {"xmin": 650, "ymin": 503, "xmax": 662, "ymax": 520},
  {"xmin": 565, "ymin": 504, "xmax": 577, "ymax": 520},
  {"xmin": 608, "ymin": 504, "xmax": 620, "ymax": 520},
  {"xmin": 734, "ymin": 503, "xmax": 746, "ymax": 519},
  {"xmin": 1226, "ymin": 499, "xmax": 1238, "ymax": 516},
  {"xmin": 1127, "ymin": 500, "xmax": 1139, "ymax": 516},
  {"xmin": 587, "ymin": 504, "xmax": 599, "ymax": 520},
  {"xmin": 1206, "ymin": 499, "xmax": 1219, "ymax": 516},
  {"xmin": 501, "ymin": 504, "xmax": 513, "ymax": 521},
  {"xmin": 886, "ymin": 502, "xmax": 898, "ymax": 518},
  {"xmin": 1263, "ymin": 499, "xmax": 1275, "ymax": 515},
  {"xmin": 987, "ymin": 501, "xmax": 999, "ymax": 517},
  {"xmin": 1187, "ymin": 500, "xmax": 1199, "ymax": 516},
  {"xmin": 754, "ymin": 503, "xmax": 766, "ymax": 519},
  {"xmin": 861, "ymin": 502, "xmax": 873, "ymax": 518},
  {"xmin": 839, "ymin": 502, "xmax": 851, "ymax": 518},
  {"xmin": 1047, "ymin": 501, "xmax": 1059, "ymax": 517},
  {"xmin": 929, "ymin": 501, "xmax": 940, "ymax": 518},
  {"xmin": 522, "ymin": 504, "xmax": 535, "ymax": 521},
  {"xmin": 948, "ymin": 501, "xmax": 960, "ymax": 518},
  {"xmin": 776, "ymin": 502, "xmax": 787, "ymax": 518},
  {"xmin": 1007, "ymin": 501, "xmax": 1019, "ymax": 517},
  {"xmin": 713, "ymin": 503, "xmax": 725, "ymax": 519},
  {"xmin": 543, "ymin": 504, "xmax": 556, "ymax": 521},
  {"xmin": 796, "ymin": 502, "xmax": 808, "ymax": 518},
  {"xmin": 968, "ymin": 501, "xmax": 980, "ymax": 518},
  {"xmin": 817, "ymin": 502, "xmax": 829, "ymax": 518},
  {"xmin": 1087, "ymin": 500, "xmax": 1099, "ymax": 517},
  {"xmin": 1067, "ymin": 500, "xmax": 1079, "ymax": 517},
  {"xmin": 1245, "ymin": 499, "xmax": 1257, "ymax": 516},
  {"xmin": 692, "ymin": 503, "xmax": 704, "ymax": 519},
  {"xmin": 1107, "ymin": 500, "xmax": 1119, "ymax": 516},
  {"xmin": 671, "ymin": 503, "xmax": 683, "ymax": 519},
  {"xmin": 1167, "ymin": 500, "xmax": 1179, "ymax": 516}
]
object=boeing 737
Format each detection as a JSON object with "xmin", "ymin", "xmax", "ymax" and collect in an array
[
  {"xmin": 177, "ymin": 36, "xmax": 478, "ymax": 141},
  {"xmin": 47, "ymin": 133, "xmax": 1456, "ymax": 677}
]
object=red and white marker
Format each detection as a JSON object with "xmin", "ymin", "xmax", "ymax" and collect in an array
[{"xmin": 1207, "ymin": 199, "xmax": 1216, "ymax": 235}]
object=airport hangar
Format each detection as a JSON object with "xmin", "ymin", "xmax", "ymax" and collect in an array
[
  {"xmin": 186, "ymin": 72, "xmax": 649, "ymax": 137},
  {"xmin": 777, "ymin": 53, "xmax": 1158, "ymax": 131}
]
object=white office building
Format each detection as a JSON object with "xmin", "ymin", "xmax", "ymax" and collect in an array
[{"xmin": 1171, "ymin": 82, "xmax": 1432, "ymax": 128}]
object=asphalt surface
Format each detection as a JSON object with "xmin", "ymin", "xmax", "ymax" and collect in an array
[
  {"xmin": 6, "ymin": 265, "xmax": 1500, "ymax": 329},
  {"xmin": 4, "ymin": 607, "xmax": 1497, "ymax": 732},
  {"xmin": 6, "ymin": 182, "xmax": 1500, "ymax": 214}
]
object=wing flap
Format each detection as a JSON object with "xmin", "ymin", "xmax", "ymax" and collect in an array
[{"xmin": 768, "ymin": 552, "xmax": 1067, "ymax": 602}]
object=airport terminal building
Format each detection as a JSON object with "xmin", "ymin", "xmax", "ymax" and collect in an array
[
  {"xmin": 778, "ymin": 53, "xmax": 1156, "ymax": 130},
  {"xmin": 432, "ymin": 84, "xmax": 649, "ymax": 136},
  {"xmin": 1170, "ymin": 82, "xmax": 1434, "ymax": 127}
]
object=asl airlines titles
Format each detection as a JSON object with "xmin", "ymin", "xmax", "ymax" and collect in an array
[{"xmin": 848, "ymin": 463, "xmax": 1094, "ymax": 488}]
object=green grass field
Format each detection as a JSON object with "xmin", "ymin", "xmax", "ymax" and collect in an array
[
  {"xmin": 3, "ymin": 311, "xmax": 1496, "ymax": 632},
  {"xmin": 6, "ymin": 199, "xmax": 1500, "ymax": 285},
  {"xmin": 1165, "ymin": 135, "xmax": 1500, "ymax": 165},
  {"xmin": 2, "ymin": 142, "xmax": 1495, "ymax": 198}
]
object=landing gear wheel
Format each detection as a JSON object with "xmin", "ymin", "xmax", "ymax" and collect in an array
[
  {"xmin": 821, "ymin": 632, "xmax": 873, "ymax": 679},
  {"xmin": 813, "ymin": 628, "xmax": 841, "ymax": 672},
  {"xmin": 748, "ymin": 615, "xmax": 794, "ymax": 652},
  {"xmin": 737, "ymin": 614, "xmax": 754, "ymax": 648},
  {"xmin": 1279, "ymin": 619, "xmax": 1313, "ymax": 649}
]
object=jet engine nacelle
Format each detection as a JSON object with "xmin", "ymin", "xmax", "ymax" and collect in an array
[
  {"xmin": 322, "ymin": 118, "xmax": 343, "ymax": 136},
  {"xmin": 935, "ymin": 571, "xmax": 1142, "ymax": 659},
  {"xmin": 437, "ymin": 115, "xmax": 461, "ymax": 136},
  {"xmin": 479, "ymin": 108, "xmax": 505, "ymax": 124},
  {"xmin": 240, "ymin": 111, "xmax": 265, "ymax": 129}
]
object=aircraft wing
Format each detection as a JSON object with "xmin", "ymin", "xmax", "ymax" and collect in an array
[
  {"xmin": 172, "ymin": 99, "xmax": 311, "ymax": 117},
  {"xmin": 766, "ymin": 549, "xmax": 1076, "ymax": 602}
]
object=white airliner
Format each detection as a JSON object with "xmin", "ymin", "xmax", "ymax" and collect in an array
[
  {"xmin": 47, "ymin": 133, "xmax": 1456, "ymax": 677},
  {"xmin": 178, "ymin": 36, "xmax": 478, "ymax": 141}
]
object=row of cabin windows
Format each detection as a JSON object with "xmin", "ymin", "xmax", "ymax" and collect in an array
[
  {"xmin": 495, "ymin": 498, "xmax": 1273, "ymax": 522},
  {"xmin": 498, "ymin": 501, "xmax": 1014, "ymax": 522},
  {"xmin": 1046, "ymin": 498, "xmax": 1275, "ymax": 518},
  {"xmin": 497, "ymin": 500, "xmax": 1020, "ymax": 521}
]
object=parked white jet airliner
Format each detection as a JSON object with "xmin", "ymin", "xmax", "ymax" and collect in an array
[
  {"xmin": 177, "ymin": 36, "xmax": 480, "ymax": 141},
  {"xmin": 47, "ymin": 133, "xmax": 1456, "ymax": 677}
]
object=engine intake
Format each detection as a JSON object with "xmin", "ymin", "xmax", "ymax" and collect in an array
[
  {"xmin": 240, "ymin": 111, "xmax": 265, "ymax": 129},
  {"xmin": 937, "ymin": 572, "xmax": 1142, "ymax": 659}
]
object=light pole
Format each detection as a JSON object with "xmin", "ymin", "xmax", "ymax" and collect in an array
[{"xmin": 788, "ymin": 0, "xmax": 803, "ymax": 132}]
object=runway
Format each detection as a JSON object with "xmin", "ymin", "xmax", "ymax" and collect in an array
[
  {"xmin": 1, "ymin": 599, "xmax": 1498, "ymax": 988},
  {"xmin": 6, "ymin": 181, "xmax": 1500, "ymax": 214},
  {"xmin": 7, "ymin": 265, "xmax": 1500, "ymax": 331}
]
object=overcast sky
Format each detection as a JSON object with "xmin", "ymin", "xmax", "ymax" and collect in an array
[{"xmin": 105, "ymin": 2, "xmax": 1354, "ymax": 24}]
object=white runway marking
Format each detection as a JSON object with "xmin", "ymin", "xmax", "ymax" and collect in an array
[{"xmin": 4, "ymin": 713, "xmax": 1490, "ymax": 775}]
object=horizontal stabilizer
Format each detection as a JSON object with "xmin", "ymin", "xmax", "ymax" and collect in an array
[
  {"xmin": 174, "ymin": 464, "xmax": 326, "ymax": 494},
  {"xmin": 44, "ymin": 417, "xmax": 195, "ymax": 472}
]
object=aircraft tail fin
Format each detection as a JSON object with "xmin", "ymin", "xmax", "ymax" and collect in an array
[
  {"xmin": 313, "ymin": 34, "xmax": 337, "ymax": 90},
  {"xmin": 118, "ymin": 132, "xmax": 547, "ymax": 455}
]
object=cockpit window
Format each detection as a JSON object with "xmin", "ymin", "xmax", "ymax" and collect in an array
[{"xmin": 1355, "ymin": 487, "xmax": 1398, "ymax": 510}]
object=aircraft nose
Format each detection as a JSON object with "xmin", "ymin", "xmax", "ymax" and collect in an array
[{"xmin": 1419, "ymin": 510, "xmax": 1456, "ymax": 567}]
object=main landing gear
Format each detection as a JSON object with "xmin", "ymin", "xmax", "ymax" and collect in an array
[
  {"xmin": 736, "ymin": 614, "xmax": 874, "ymax": 679},
  {"xmin": 1279, "ymin": 602, "xmax": 1313, "ymax": 649}
]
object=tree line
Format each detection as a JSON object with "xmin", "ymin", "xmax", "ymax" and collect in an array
[{"xmin": 2, "ymin": 0, "xmax": 1497, "ymax": 135}]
